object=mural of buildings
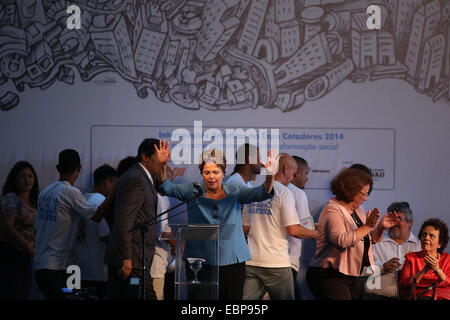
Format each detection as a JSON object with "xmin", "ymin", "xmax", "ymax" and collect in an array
[
  {"xmin": 300, "ymin": 6, "xmax": 325, "ymax": 43},
  {"xmin": 195, "ymin": 0, "xmax": 240, "ymax": 62},
  {"xmin": 274, "ymin": 32, "xmax": 334, "ymax": 87},
  {"xmin": 377, "ymin": 31, "xmax": 396, "ymax": 66},
  {"xmin": 90, "ymin": 14, "xmax": 137, "ymax": 80},
  {"xmin": 237, "ymin": 0, "xmax": 270, "ymax": 55},
  {"xmin": 351, "ymin": 12, "xmax": 377, "ymax": 69},
  {"xmin": 416, "ymin": 34, "xmax": 445, "ymax": 92},
  {"xmin": 405, "ymin": 0, "xmax": 441, "ymax": 84},
  {"xmin": 0, "ymin": 0, "xmax": 448, "ymax": 113},
  {"xmin": 386, "ymin": 0, "xmax": 422, "ymax": 60},
  {"xmin": 351, "ymin": 12, "xmax": 396, "ymax": 69},
  {"xmin": 133, "ymin": 4, "xmax": 168, "ymax": 77}
]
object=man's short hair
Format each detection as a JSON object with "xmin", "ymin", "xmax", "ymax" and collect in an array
[
  {"xmin": 57, "ymin": 149, "xmax": 81, "ymax": 174},
  {"xmin": 93, "ymin": 164, "xmax": 117, "ymax": 186},
  {"xmin": 292, "ymin": 155, "xmax": 308, "ymax": 169},
  {"xmin": 387, "ymin": 202, "xmax": 413, "ymax": 222},
  {"xmin": 232, "ymin": 143, "xmax": 258, "ymax": 174},
  {"xmin": 117, "ymin": 156, "xmax": 137, "ymax": 176},
  {"xmin": 137, "ymin": 138, "xmax": 160, "ymax": 162}
]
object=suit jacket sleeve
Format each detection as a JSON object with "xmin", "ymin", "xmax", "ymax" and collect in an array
[{"xmin": 116, "ymin": 176, "xmax": 145, "ymax": 261}]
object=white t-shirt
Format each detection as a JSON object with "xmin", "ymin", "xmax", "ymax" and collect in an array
[
  {"xmin": 150, "ymin": 194, "xmax": 172, "ymax": 279},
  {"xmin": 245, "ymin": 181, "xmax": 300, "ymax": 268},
  {"xmin": 225, "ymin": 173, "xmax": 254, "ymax": 225},
  {"xmin": 35, "ymin": 181, "xmax": 96, "ymax": 270},
  {"xmin": 287, "ymin": 183, "xmax": 312, "ymax": 271},
  {"xmin": 74, "ymin": 193, "xmax": 110, "ymax": 282}
]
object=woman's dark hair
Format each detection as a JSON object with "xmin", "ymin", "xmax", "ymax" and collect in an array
[
  {"xmin": 199, "ymin": 149, "xmax": 226, "ymax": 174},
  {"xmin": 2, "ymin": 161, "xmax": 39, "ymax": 208},
  {"xmin": 330, "ymin": 168, "xmax": 373, "ymax": 203},
  {"xmin": 418, "ymin": 218, "xmax": 449, "ymax": 254}
]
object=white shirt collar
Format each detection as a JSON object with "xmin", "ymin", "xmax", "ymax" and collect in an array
[
  {"xmin": 138, "ymin": 162, "xmax": 154, "ymax": 185},
  {"xmin": 381, "ymin": 231, "xmax": 420, "ymax": 244}
]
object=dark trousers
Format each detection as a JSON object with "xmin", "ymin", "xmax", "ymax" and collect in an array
[
  {"xmin": 291, "ymin": 268, "xmax": 300, "ymax": 300},
  {"xmin": 0, "ymin": 243, "xmax": 33, "ymax": 300},
  {"xmin": 185, "ymin": 262, "xmax": 246, "ymax": 300},
  {"xmin": 35, "ymin": 269, "xmax": 68, "ymax": 300},
  {"xmin": 105, "ymin": 266, "xmax": 157, "ymax": 300},
  {"xmin": 306, "ymin": 267, "xmax": 361, "ymax": 300}
]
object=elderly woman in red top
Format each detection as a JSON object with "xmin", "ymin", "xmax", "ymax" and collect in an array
[{"xmin": 399, "ymin": 218, "xmax": 449, "ymax": 300}]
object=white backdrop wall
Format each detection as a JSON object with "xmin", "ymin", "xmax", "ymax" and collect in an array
[{"xmin": 2, "ymin": 75, "xmax": 449, "ymax": 234}]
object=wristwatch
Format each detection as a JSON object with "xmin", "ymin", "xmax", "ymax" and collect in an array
[{"xmin": 434, "ymin": 268, "xmax": 442, "ymax": 274}]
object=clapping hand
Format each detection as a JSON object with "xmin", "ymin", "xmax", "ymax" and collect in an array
[
  {"xmin": 380, "ymin": 210, "xmax": 400, "ymax": 229},
  {"xmin": 365, "ymin": 208, "xmax": 380, "ymax": 228},
  {"xmin": 424, "ymin": 253, "xmax": 441, "ymax": 272}
]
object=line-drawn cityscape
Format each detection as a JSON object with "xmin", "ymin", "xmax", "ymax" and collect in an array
[{"xmin": 0, "ymin": 0, "xmax": 449, "ymax": 112}]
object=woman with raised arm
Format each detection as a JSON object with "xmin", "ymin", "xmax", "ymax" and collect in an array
[{"xmin": 153, "ymin": 140, "xmax": 279, "ymax": 300}]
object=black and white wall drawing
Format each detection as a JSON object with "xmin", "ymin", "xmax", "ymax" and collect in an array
[{"xmin": 0, "ymin": 0, "xmax": 449, "ymax": 112}]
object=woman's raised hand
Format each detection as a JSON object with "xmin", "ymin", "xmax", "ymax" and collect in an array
[{"xmin": 260, "ymin": 150, "xmax": 281, "ymax": 176}]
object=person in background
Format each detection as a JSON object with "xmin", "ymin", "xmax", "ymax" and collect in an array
[
  {"xmin": 34, "ymin": 149, "xmax": 116, "ymax": 300},
  {"xmin": 368, "ymin": 202, "xmax": 421, "ymax": 299},
  {"xmin": 398, "ymin": 218, "xmax": 449, "ymax": 300},
  {"xmin": 150, "ymin": 193, "xmax": 172, "ymax": 300},
  {"xmin": 0, "ymin": 161, "xmax": 39, "ymax": 299},
  {"xmin": 291, "ymin": 156, "xmax": 309, "ymax": 190},
  {"xmin": 102, "ymin": 156, "xmax": 139, "ymax": 231},
  {"xmin": 225, "ymin": 143, "xmax": 261, "ymax": 236},
  {"xmin": 243, "ymin": 154, "xmax": 318, "ymax": 300},
  {"xmin": 226, "ymin": 143, "xmax": 261, "ymax": 188},
  {"xmin": 74, "ymin": 164, "xmax": 117, "ymax": 299},
  {"xmin": 288, "ymin": 155, "xmax": 314, "ymax": 299},
  {"xmin": 307, "ymin": 168, "xmax": 399, "ymax": 300},
  {"xmin": 117, "ymin": 156, "xmax": 138, "ymax": 177}
]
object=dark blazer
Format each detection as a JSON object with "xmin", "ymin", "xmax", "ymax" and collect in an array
[{"xmin": 105, "ymin": 163, "xmax": 158, "ymax": 269}]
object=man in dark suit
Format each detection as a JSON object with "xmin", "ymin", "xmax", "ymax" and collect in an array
[{"xmin": 105, "ymin": 138, "xmax": 162, "ymax": 300}]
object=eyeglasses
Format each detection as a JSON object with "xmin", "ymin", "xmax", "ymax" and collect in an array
[{"xmin": 359, "ymin": 191, "xmax": 369, "ymax": 198}]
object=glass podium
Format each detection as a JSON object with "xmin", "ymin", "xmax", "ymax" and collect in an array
[{"xmin": 160, "ymin": 224, "xmax": 232, "ymax": 300}]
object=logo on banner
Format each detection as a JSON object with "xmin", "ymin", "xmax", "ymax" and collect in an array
[
  {"xmin": 372, "ymin": 169, "xmax": 385, "ymax": 181},
  {"xmin": 170, "ymin": 121, "xmax": 280, "ymax": 175}
]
